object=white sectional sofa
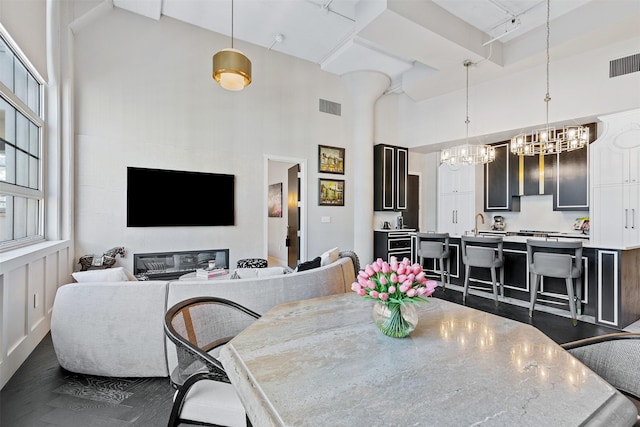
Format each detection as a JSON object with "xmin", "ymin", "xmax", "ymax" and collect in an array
[{"xmin": 51, "ymin": 256, "xmax": 355, "ymax": 378}]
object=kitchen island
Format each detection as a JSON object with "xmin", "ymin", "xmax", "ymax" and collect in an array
[{"xmin": 410, "ymin": 232, "xmax": 640, "ymax": 329}]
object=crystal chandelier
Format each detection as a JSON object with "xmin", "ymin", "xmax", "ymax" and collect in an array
[
  {"xmin": 440, "ymin": 61, "xmax": 495, "ymax": 165},
  {"xmin": 510, "ymin": 0, "xmax": 588, "ymax": 156}
]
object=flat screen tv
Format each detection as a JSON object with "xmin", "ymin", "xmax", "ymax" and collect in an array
[{"xmin": 127, "ymin": 167, "xmax": 235, "ymax": 227}]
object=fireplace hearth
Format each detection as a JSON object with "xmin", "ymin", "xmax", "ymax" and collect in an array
[{"xmin": 133, "ymin": 249, "xmax": 229, "ymax": 280}]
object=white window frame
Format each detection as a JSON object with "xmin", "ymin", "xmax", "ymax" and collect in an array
[{"xmin": 0, "ymin": 25, "xmax": 46, "ymax": 251}]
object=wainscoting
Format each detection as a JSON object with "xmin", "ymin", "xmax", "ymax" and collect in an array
[{"xmin": 0, "ymin": 240, "xmax": 73, "ymax": 390}]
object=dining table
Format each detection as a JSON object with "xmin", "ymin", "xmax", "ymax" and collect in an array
[{"xmin": 218, "ymin": 293, "xmax": 638, "ymax": 427}]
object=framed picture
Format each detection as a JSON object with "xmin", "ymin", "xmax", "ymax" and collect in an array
[
  {"xmin": 319, "ymin": 179, "xmax": 344, "ymax": 206},
  {"xmin": 268, "ymin": 183, "xmax": 283, "ymax": 217},
  {"xmin": 318, "ymin": 145, "xmax": 345, "ymax": 174}
]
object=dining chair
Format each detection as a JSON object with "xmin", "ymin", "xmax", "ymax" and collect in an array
[
  {"xmin": 461, "ymin": 235, "xmax": 504, "ymax": 306},
  {"xmin": 416, "ymin": 232, "xmax": 451, "ymax": 288},
  {"xmin": 164, "ymin": 296, "xmax": 261, "ymax": 427},
  {"xmin": 562, "ymin": 332, "xmax": 640, "ymax": 425},
  {"xmin": 526, "ymin": 239, "xmax": 583, "ymax": 326}
]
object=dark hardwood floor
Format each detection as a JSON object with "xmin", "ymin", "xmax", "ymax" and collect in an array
[{"xmin": 0, "ymin": 288, "xmax": 621, "ymax": 426}]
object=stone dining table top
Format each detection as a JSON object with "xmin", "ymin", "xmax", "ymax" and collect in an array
[{"xmin": 219, "ymin": 293, "xmax": 637, "ymax": 427}]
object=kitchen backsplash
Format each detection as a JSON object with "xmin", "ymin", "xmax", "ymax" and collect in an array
[{"xmin": 485, "ymin": 195, "xmax": 588, "ymax": 233}]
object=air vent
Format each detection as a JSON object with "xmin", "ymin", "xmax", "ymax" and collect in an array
[
  {"xmin": 609, "ymin": 53, "xmax": 640, "ymax": 78},
  {"xmin": 319, "ymin": 98, "xmax": 341, "ymax": 116}
]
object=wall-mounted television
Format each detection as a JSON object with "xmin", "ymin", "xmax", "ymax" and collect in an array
[{"xmin": 127, "ymin": 167, "xmax": 235, "ymax": 227}]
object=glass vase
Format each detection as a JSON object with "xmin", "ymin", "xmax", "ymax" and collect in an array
[{"xmin": 372, "ymin": 301, "xmax": 418, "ymax": 338}]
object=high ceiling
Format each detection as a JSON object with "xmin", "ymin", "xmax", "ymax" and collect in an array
[{"xmin": 112, "ymin": 0, "xmax": 639, "ymax": 101}]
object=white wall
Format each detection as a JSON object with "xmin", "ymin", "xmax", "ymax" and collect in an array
[
  {"xmin": 395, "ymin": 36, "xmax": 640, "ymax": 149},
  {"xmin": 72, "ymin": 8, "xmax": 356, "ymax": 270}
]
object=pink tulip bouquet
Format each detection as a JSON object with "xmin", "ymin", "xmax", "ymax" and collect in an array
[
  {"xmin": 351, "ymin": 256, "xmax": 437, "ymax": 304},
  {"xmin": 352, "ymin": 257, "xmax": 438, "ymax": 338}
]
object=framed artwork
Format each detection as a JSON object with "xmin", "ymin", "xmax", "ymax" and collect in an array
[
  {"xmin": 318, "ymin": 145, "xmax": 345, "ymax": 174},
  {"xmin": 319, "ymin": 179, "xmax": 344, "ymax": 206},
  {"xmin": 268, "ymin": 182, "xmax": 283, "ymax": 217}
]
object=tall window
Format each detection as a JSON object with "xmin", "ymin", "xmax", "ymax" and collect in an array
[{"xmin": 0, "ymin": 34, "xmax": 44, "ymax": 249}]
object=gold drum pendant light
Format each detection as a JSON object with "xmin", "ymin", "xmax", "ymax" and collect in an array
[{"xmin": 212, "ymin": 0, "xmax": 251, "ymax": 91}]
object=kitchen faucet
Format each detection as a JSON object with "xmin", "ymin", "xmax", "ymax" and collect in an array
[{"xmin": 474, "ymin": 213, "xmax": 485, "ymax": 236}]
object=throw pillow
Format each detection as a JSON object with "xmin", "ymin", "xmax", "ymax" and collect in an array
[
  {"xmin": 320, "ymin": 247, "xmax": 340, "ymax": 266},
  {"xmin": 72, "ymin": 267, "xmax": 134, "ymax": 283},
  {"xmin": 296, "ymin": 256, "xmax": 321, "ymax": 272}
]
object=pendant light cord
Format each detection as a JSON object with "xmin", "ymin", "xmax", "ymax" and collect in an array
[
  {"xmin": 544, "ymin": 0, "xmax": 551, "ymax": 134},
  {"xmin": 231, "ymin": 0, "xmax": 234, "ymax": 49},
  {"xmin": 465, "ymin": 60, "xmax": 471, "ymax": 142}
]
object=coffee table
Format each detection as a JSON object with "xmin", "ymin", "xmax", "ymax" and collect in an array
[
  {"xmin": 219, "ymin": 293, "xmax": 637, "ymax": 426},
  {"xmin": 178, "ymin": 270, "xmax": 229, "ymax": 281}
]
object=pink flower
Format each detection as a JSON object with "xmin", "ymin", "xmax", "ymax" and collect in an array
[
  {"xmin": 354, "ymin": 260, "xmax": 434, "ymax": 304},
  {"xmin": 423, "ymin": 287, "xmax": 436, "ymax": 297}
]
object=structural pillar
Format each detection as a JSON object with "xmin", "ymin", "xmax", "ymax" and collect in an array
[{"xmin": 342, "ymin": 71, "xmax": 390, "ymax": 265}]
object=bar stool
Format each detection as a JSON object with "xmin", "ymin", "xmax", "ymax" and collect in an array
[
  {"xmin": 526, "ymin": 239, "xmax": 583, "ymax": 326},
  {"xmin": 416, "ymin": 232, "xmax": 451, "ymax": 288},
  {"xmin": 461, "ymin": 236, "xmax": 504, "ymax": 306}
]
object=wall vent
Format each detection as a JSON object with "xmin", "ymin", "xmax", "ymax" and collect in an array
[
  {"xmin": 609, "ymin": 53, "xmax": 640, "ymax": 78},
  {"xmin": 319, "ymin": 99, "xmax": 341, "ymax": 116}
]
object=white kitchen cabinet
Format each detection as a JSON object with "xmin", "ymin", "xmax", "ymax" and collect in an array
[
  {"xmin": 591, "ymin": 143, "xmax": 640, "ymax": 187},
  {"xmin": 438, "ymin": 163, "xmax": 475, "ymax": 194},
  {"xmin": 438, "ymin": 164, "xmax": 475, "ymax": 235},
  {"xmin": 590, "ymin": 109, "xmax": 640, "ymax": 248},
  {"xmin": 591, "ymin": 184, "xmax": 640, "ymax": 247}
]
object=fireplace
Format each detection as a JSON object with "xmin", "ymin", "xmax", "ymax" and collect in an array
[{"xmin": 133, "ymin": 249, "xmax": 229, "ymax": 280}]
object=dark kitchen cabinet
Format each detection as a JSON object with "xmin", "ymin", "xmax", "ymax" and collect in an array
[
  {"xmin": 551, "ymin": 123, "xmax": 595, "ymax": 211},
  {"xmin": 374, "ymin": 230, "xmax": 412, "ymax": 262},
  {"xmin": 484, "ymin": 142, "xmax": 520, "ymax": 211},
  {"xmin": 374, "ymin": 144, "xmax": 408, "ymax": 211}
]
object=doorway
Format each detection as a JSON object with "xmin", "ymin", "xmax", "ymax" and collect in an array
[
  {"xmin": 403, "ymin": 173, "xmax": 421, "ymax": 231},
  {"xmin": 265, "ymin": 157, "xmax": 306, "ymax": 267}
]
